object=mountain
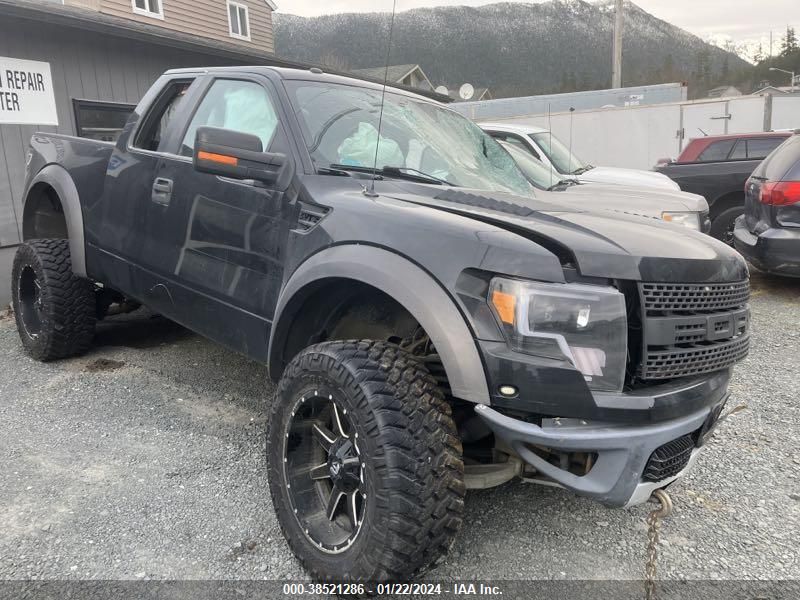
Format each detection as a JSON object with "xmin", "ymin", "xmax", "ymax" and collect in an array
[{"xmin": 273, "ymin": 1, "xmax": 750, "ymax": 99}]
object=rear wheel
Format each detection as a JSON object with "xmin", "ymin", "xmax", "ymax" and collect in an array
[
  {"xmin": 710, "ymin": 206, "xmax": 743, "ymax": 246},
  {"xmin": 267, "ymin": 340, "xmax": 464, "ymax": 582},
  {"xmin": 11, "ymin": 239, "xmax": 96, "ymax": 361}
]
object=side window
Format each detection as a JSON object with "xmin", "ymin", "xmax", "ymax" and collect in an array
[
  {"xmin": 747, "ymin": 138, "xmax": 785, "ymax": 159},
  {"xmin": 134, "ymin": 79, "xmax": 193, "ymax": 152},
  {"xmin": 697, "ymin": 139, "xmax": 735, "ymax": 162},
  {"xmin": 180, "ymin": 79, "xmax": 279, "ymax": 157},
  {"xmin": 729, "ymin": 140, "xmax": 747, "ymax": 160}
]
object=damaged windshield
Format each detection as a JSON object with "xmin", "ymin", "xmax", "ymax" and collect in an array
[{"xmin": 285, "ymin": 80, "xmax": 534, "ymax": 197}]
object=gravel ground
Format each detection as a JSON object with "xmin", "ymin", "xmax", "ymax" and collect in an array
[{"xmin": 0, "ymin": 271, "xmax": 799, "ymax": 585}]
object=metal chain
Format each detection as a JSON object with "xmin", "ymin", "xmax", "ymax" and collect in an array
[{"xmin": 645, "ymin": 489, "xmax": 673, "ymax": 600}]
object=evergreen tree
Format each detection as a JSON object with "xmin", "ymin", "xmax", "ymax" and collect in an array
[
  {"xmin": 658, "ymin": 53, "xmax": 677, "ymax": 82},
  {"xmin": 695, "ymin": 49, "xmax": 711, "ymax": 82},
  {"xmin": 752, "ymin": 43, "xmax": 765, "ymax": 64},
  {"xmin": 781, "ymin": 26, "xmax": 798, "ymax": 57}
]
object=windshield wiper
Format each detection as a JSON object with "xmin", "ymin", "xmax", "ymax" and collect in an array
[
  {"xmin": 323, "ymin": 164, "xmax": 448, "ymax": 186},
  {"xmin": 546, "ymin": 179, "xmax": 580, "ymax": 191},
  {"xmin": 571, "ymin": 165, "xmax": 594, "ymax": 175},
  {"xmin": 316, "ymin": 166, "xmax": 353, "ymax": 177},
  {"xmin": 381, "ymin": 167, "xmax": 450, "ymax": 186},
  {"xmin": 323, "ymin": 164, "xmax": 384, "ymax": 179}
]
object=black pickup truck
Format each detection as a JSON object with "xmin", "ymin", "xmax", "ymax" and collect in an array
[
  {"xmin": 12, "ymin": 66, "xmax": 750, "ymax": 582},
  {"xmin": 655, "ymin": 158, "xmax": 766, "ymax": 244}
]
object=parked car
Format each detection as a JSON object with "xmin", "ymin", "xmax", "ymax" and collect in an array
[
  {"xmin": 734, "ymin": 133, "xmax": 800, "ymax": 277},
  {"xmin": 495, "ymin": 138, "xmax": 711, "ymax": 232},
  {"xmin": 654, "ymin": 149, "xmax": 782, "ymax": 245},
  {"xmin": 481, "ymin": 122, "xmax": 681, "ymax": 190},
  {"xmin": 13, "ymin": 66, "xmax": 750, "ymax": 583},
  {"xmin": 656, "ymin": 131, "xmax": 792, "ymax": 167}
]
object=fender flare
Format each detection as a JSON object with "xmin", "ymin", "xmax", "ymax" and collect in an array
[
  {"xmin": 268, "ymin": 244, "xmax": 490, "ymax": 404},
  {"xmin": 24, "ymin": 165, "xmax": 87, "ymax": 277}
]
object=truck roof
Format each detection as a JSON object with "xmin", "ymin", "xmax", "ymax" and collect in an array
[{"xmin": 163, "ymin": 66, "xmax": 447, "ymax": 104}]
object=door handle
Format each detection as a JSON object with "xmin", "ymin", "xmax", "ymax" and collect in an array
[{"xmin": 152, "ymin": 177, "xmax": 173, "ymax": 206}]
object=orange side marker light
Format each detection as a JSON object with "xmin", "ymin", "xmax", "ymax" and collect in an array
[{"xmin": 198, "ymin": 151, "xmax": 238, "ymax": 166}]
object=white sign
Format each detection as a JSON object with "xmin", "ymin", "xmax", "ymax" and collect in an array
[{"xmin": 0, "ymin": 57, "xmax": 58, "ymax": 126}]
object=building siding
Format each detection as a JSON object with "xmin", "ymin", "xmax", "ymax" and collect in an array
[
  {"xmin": 0, "ymin": 15, "xmax": 259, "ymax": 247},
  {"xmin": 96, "ymin": 0, "xmax": 274, "ymax": 54}
]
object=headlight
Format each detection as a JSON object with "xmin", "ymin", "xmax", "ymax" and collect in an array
[
  {"xmin": 489, "ymin": 278, "xmax": 627, "ymax": 392},
  {"xmin": 661, "ymin": 211, "xmax": 701, "ymax": 231}
]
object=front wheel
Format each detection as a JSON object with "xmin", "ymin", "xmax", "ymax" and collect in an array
[{"xmin": 267, "ymin": 340, "xmax": 465, "ymax": 582}]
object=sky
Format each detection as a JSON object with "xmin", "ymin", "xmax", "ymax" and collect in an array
[{"xmin": 277, "ymin": 0, "xmax": 798, "ymax": 54}]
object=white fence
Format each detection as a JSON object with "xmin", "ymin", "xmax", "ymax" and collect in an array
[
  {"xmin": 471, "ymin": 94, "xmax": 800, "ymax": 170},
  {"xmin": 454, "ymin": 82, "xmax": 688, "ymax": 121}
]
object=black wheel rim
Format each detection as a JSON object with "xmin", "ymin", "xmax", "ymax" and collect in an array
[
  {"xmin": 283, "ymin": 388, "xmax": 366, "ymax": 554},
  {"xmin": 723, "ymin": 221, "xmax": 736, "ymax": 246},
  {"xmin": 18, "ymin": 266, "xmax": 44, "ymax": 337}
]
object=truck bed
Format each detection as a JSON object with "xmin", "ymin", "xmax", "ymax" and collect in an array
[
  {"xmin": 26, "ymin": 132, "xmax": 115, "ymax": 220},
  {"xmin": 655, "ymin": 158, "xmax": 762, "ymax": 203}
]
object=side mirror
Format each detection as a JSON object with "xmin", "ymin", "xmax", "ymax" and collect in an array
[{"xmin": 193, "ymin": 126, "xmax": 286, "ymax": 185}]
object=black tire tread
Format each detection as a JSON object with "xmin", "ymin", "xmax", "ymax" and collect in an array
[
  {"xmin": 267, "ymin": 340, "xmax": 465, "ymax": 582},
  {"xmin": 12, "ymin": 239, "xmax": 96, "ymax": 361}
]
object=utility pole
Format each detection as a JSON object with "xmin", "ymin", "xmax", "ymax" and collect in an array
[{"xmin": 612, "ymin": 0, "xmax": 624, "ymax": 88}]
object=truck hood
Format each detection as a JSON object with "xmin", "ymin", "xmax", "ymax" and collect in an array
[
  {"xmin": 547, "ymin": 184, "xmax": 709, "ymax": 214},
  {"xmin": 578, "ymin": 166, "xmax": 681, "ymax": 191},
  {"xmin": 385, "ymin": 183, "xmax": 746, "ymax": 283}
]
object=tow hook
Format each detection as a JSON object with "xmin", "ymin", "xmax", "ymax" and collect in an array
[{"xmin": 645, "ymin": 489, "xmax": 673, "ymax": 600}]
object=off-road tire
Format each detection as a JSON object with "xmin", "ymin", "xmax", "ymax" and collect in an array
[
  {"xmin": 267, "ymin": 340, "xmax": 465, "ymax": 582},
  {"xmin": 11, "ymin": 239, "xmax": 96, "ymax": 361}
]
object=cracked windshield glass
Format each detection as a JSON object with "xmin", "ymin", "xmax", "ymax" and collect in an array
[{"xmin": 286, "ymin": 80, "xmax": 534, "ymax": 197}]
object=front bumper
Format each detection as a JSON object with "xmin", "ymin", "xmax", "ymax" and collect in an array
[
  {"xmin": 480, "ymin": 340, "xmax": 732, "ymax": 423},
  {"xmin": 475, "ymin": 397, "xmax": 727, "ymax": 508},
  {"xmin": 734, "ymin": 216, "xmax": 800, "ymax": 278}
]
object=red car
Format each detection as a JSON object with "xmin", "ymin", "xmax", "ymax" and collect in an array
[{"xmin": 658, "ymin": 131, "xmax": 792, "ymax": 166}]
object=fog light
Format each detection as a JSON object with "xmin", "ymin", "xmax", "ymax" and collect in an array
[{"xmin": 499, "ymin": 385, "xmax": 518, "ymax": 397}]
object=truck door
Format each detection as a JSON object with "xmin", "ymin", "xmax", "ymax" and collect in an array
[
  {"xmin": 136, "ymin": 75, "xmax": 298, "ymax": 359},
  {"xmin": 92, "ymin": 75, "xmax": 202, "ymax": 295}
]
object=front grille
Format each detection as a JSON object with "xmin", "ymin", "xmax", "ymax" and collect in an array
[
  {"xmin": 643, "ymin": 434, "xmax": 695, "ymax": 482},
  {"xmin": 642, "ymin": 335, "xmax": 750, "ymax": 380},
  {"xmin": 673, "ymin": 324, "xmax": 707, "ymax": 344},
  {"xmin": 641, "ymin": 281, "xmax": 750, "ymax": 315},
  {"xmin": 636, "ymin": 280, "xmax": 750, "ymax": 381}
]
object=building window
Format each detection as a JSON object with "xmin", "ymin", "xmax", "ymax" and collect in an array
[
  {"xmin": 72, "ymin": 99, "xmax": 136, "ymax": 143},
  {"xmin": 132, "ymin": 0, "xmax": 164, "ymax": 20},
  {"xmin": 227, "ymin": 1, "xmax": 251, "ymax": 41}
]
